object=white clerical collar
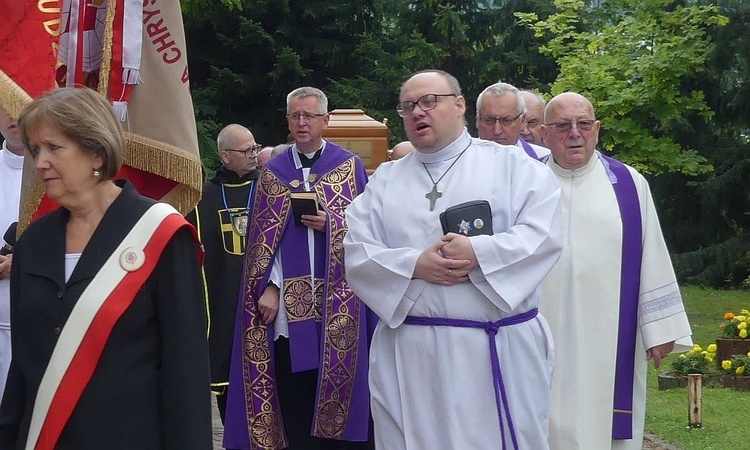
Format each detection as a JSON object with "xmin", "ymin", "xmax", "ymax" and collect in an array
[
  {"xmin": 548, "ymin": 149, "xmax": 600, "ymax": 178},
  {"xmin": 291, "ymin": 140, "xmax": 326, "ymax": 170},
  {"xmin": 2, "ymin": 141, "xmax": 25, "ymax": 169},
  {"xmin": 415, "ymin": 129, "xmax": 472, "ymax": 164}
]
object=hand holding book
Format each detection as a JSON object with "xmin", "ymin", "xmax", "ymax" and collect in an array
[{"xmin": 290, "ymin": 192, "xmax": 319, "ymax": 227}]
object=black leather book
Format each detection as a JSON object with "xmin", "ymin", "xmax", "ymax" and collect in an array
[
  {"xmin": 440, "ymin": 200, "xmax": 493, "ymax": 236},
  {"xmin": 290, "ymin": 192, "xmax": 319, "ymax": 226}
]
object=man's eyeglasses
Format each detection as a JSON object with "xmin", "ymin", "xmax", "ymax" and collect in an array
[
  {"xmin": 478, "ymin": 112, "xmax": 523, "ymax": 127},
  {"xmin": 288, "ymin": 112, "xmax": 326, "ymax": 122},
  {"xmin": 224, "ymin": 144, "xmax": 262, "ymax": 157},
  {"xmin": 525, "ymin": 119, "xmax": 541, "ymax": 129},
  {"xmin": 545, "ymin": 119, "xmax": 596, "ymax": 133},
  {"xmin": 396, "ymin": 93, "xmax": 457, "ymax": 118}
]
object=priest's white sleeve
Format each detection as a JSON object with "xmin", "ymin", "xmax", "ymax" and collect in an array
[
  {"xmin": 630, "ymin": 168, "xmax": 693, "ymax": 353},
  {"xmin": 468, "ymin": 153, "xmax": 563, "ymax": 312},
  {"xmin": 344, "ymin": 166, "xmax": 426, "ymax": 327}
]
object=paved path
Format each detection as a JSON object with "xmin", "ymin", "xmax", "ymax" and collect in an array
[
  {"xmin": 210, "ymin": 400, "xmax": 679, "ymax": 450},
  {"xmin": 211, "ymin": 396, "xmax": 223, "ymax": 450}
]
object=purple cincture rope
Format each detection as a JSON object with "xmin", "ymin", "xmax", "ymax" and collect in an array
[{"xmin": 403, "ymin": 308, "xmax": 538, "ymax": 450}]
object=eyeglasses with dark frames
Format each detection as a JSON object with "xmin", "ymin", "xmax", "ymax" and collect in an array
[
  {"xmin": 288, "ymin": 112, "xmax": 327, "ymax": 122},
  {"xmin": 396, "ymin": 93, "xmax": 458, "ymax": 118},
  {"xmin": 478, "ymin": 112, "xmax": 523, "ymax": 127},
  {"xmin": 524, "ymin": 119, "xmax": 541, "ymax": 129},
  {"xmin": 224, "ymin": 144, "xmax": 263, "ymax": 157},
  {"xmin": 545, "ymin": 120, "xmax": 597, "ymax": 133}
]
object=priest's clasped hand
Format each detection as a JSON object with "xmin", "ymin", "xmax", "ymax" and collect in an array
[
  {"xmin": 440, "ymin": 233, "xmax": 479, "ymax": 269},
  {"xmin": 301, "ymin": 210, "xmax": 327, "ymax": 232},
  {"xmin": 414, "ymin": 240, "xmax": 473, "ymax": 285}
]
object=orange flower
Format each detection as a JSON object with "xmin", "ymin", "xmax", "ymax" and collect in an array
[{"xmin": 725, "ymin": 312, "xmax": 735, "ymax": 320}]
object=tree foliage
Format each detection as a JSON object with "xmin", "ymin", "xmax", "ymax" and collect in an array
[
  {"xmin": 182, "ymin": 0, "xmax": 750, "ymax": 287},
  {"xmin": 653, "ymin": 0, "xmax": 750, "ymax": 287},
  {"xmin": 517, "ymin": 0, "xmax": 727, "ymax": 176},
  {"xmin": 183, "ymin": 0, "xmax": 558, "ymax": 157}
]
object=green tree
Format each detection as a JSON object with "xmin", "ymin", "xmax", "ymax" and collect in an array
[
  {"xmin": 328, "ymin": 0, "xmax": 559, "ymax": 145},
  {"xmin": 183, "ymin": 0, "xmax": 378, "ymax": 170},
  {"xmin": 653, "ymin": 0, "xmax": 750, "ymax": 287},
  {"xmin": 517, "ymin": 0, "xmax": 728, "ymax": 175}
]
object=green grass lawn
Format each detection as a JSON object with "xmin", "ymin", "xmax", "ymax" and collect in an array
[{"xmin": 645, "ymin": 286, "xmax": 750, "ymax": 449}]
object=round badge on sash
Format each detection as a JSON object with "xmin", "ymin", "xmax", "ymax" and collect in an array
[{"xmin": 120, "ymin": 246, "xmax": 145, "ymax": 272}]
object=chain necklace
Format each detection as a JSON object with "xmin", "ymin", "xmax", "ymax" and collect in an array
[{"xmin": 422, "ymin": 143, "xmax": 470, "ymax": 211}]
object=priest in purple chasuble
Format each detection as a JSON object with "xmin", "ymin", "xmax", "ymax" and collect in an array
[
  {"xmin": 223, "ymin": 87, "xmax": 374, "ymax": 450},
  {"xmin": 538, "ymin": 92, "xmax": 692, "ymax": 450}
]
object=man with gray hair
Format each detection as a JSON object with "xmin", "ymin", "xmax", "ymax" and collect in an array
[
  {"xmin": 539, "ymin": 92, "xmax": 692, "ymax": 449},
  {"xmin": 186, "ymin": 123, "xmax": 261, "ymax": 423},
  {"xmin": 224, "ymin": 87, "xmax": 374, "ymax": 449},
  {"xmin": 476, "ymin": 82, "xmax": 549, "ymax": 158},
  {"xmin": 520, "ymin": 90, "xmax": 546, "ymax": 147}
]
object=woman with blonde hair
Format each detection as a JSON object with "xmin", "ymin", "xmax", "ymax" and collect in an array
[{"xmin": 0, "ymin": 87, "xmax": 212, "ymax": 449}]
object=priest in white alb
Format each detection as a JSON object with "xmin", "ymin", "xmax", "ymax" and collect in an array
[
  {"xmin": 344, "ymin": 70, "xmax": 563, "ymax": 450},
  {"xmin": 538, "ymin": 92, "xmax": 693, "ymax": 450}
]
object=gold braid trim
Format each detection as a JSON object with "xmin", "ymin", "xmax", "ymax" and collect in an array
[
  {"xmin": 0, "ymin": 71, "xmax": 35, "ymax": 235},
  {"xmin": 18, "ymin": 178, "xmax": 45, "ymax": 236},
  {"xmin": 0, "ymin": 70, "xmax": 33, "ymax": 120},
  {"xmin": 98, "ymin": 0, "xmax": 117, "ymax": 99},
  {"xmin": 124, "ymin": 132, "xmax": 203, "ymax": 215}
]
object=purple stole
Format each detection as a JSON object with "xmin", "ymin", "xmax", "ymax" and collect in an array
[
  {"xmin": 225, "ymin": 143, "xmax": 370, "ymax": 450},
  {"xmin": 518, "ymin": 138, "xmax": 539, "ymax": 159},
  {"xmin": 598, "ymin": 153, "xmax": 643, "ymax": 440},
  {"xmin": 543, "ymin": 152, "xmax": 642, "ymax": 440}
]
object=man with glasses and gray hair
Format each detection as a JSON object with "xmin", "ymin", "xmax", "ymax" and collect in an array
[
  {"xmin": 476, "ymin": 81, "xmax": 549, "ymax": 159},
  {"xmin": 186, "ymin": 123, "xmax": 262, "ymax": 423},
  {"xmin": 224, "ymin": 87, "xmax": 374, "ymax": 450},
  {"xmin": 538, "ymin": 92, "xmax": 692, "ymax": 449},
  {"xmin": 344, "ymin": 69, "xmax": 563, "ymax": 450},
  {"xmin": 520, "ymin": 90, "xmax": 547, "ymax": 147}
]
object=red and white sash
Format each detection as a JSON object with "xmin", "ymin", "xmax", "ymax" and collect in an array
[{"xmin": 25, "ymin": 203, "xmax": 191, "ymax": 450}]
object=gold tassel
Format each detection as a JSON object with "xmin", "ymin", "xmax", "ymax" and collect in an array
[{"xmin": 124, "ymin": 132, "xmax": 203, "ymax": 215}]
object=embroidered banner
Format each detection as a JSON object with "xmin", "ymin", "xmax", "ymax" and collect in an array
[{"xmin": 0, "ymin": 0, "xmax": 202, "ymax": 232}]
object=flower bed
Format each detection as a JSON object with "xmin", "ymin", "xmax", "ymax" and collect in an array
[
  {"xmin": 722, "ymin": 375, "xmax": 750, "ymax": 391},
  {"xmin": 659, "ymin": 343, "xmax": 722, "ymax": 390},
  {"xmin": 716, "ymin": 338, "xmax": 750, "ymax": 368},
  {"xmin": 657, "ymin": 371, "xmax": 723, "ymax": 390}
]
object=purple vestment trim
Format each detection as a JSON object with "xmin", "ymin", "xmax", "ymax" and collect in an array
[
  {"xmin": 598, "ymin": 153, "xmax": 643, "ymax": 440},
  {"xmin": 224, "ymin": 142, "xmax": 371, "ymax": 450},
  {"xmin": 518, "ymin": 138, "xmax": 539, "ymax": 159},
  {"xmin": 403, "ymin": 308, "xmax": 538, "ymax": 450}
]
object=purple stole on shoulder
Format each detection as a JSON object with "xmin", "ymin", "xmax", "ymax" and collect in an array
[
  {"xmin": 598, "ymin": 153, "xmax": 643, "ymax": 440},
  {"xmin": 226, "ymin": 143, "xmax": 370, "ymax": 450},
  {"xmin": 542, "ymin": 152, "xmax": 643, "ymax": 440},
  {"xmin": 518, "ymin": 138, "xmax": 539, "ymax": 159}
]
